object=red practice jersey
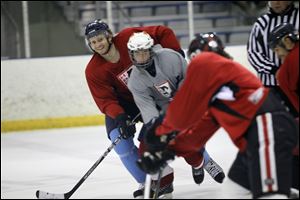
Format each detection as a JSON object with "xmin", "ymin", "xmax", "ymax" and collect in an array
[
  {"xmin": 157, "ymin": 52, "xmax": 269, "ymax": 151},
  {"xmin": 85, "ymin": 26, "xmax": 182, "ymax": 118},
  {"xmin": 277, "ymin": 43, "xmax": 299, "ymax": 114}
]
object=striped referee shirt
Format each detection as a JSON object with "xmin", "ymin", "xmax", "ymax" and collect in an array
[{"xmin": 247, "ymin": 4, "xmax": 299, "ymax": 86}]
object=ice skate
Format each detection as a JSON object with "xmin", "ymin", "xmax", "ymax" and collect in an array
[
  {"xmin": 134, "ymin": 173, "xmax": 174, "ymax": 199},
  {"xmin": 133, "ymin": 183, "xmax": 145, "ymax": 199},
  {"xmin": 192, "ymin": 166, "xmax": 205, "ymax": 184},
  {"xmin": 204, "ymin": 158, "xmax": 225, "ymax": 183},
  {"xmin": 150, "ymin": 182, "xmax": 173, "ymax": 199}
]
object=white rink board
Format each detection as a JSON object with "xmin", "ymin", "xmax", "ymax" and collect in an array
[{"xmin": 1, "ymin": 45, "xmax": 256, "ymax": 121}]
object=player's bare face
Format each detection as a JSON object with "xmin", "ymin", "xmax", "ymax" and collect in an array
[
  {"xmin": 133, "ymin": 50, "xmax": 151, "ymax": 64},
  {"xmin": 269, "ymin": 1, "xmax": 291, "ymax": 14},
  {"xmin": 89, "ymin": 34, "xmax": 110, "ymax": 55}
]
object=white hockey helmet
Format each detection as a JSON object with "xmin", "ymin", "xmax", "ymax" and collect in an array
[{"xmin": 127, "ymin": 32, "xmax": 154, "ymax": 69}]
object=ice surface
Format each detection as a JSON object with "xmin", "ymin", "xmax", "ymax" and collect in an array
[{"xmin": 1, "ymin": 124, "xmax": 253, "ymax": 199}]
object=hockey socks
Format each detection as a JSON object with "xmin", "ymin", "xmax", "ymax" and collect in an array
[
  {"xmin": 201, "ymin": 147, "xmax": 211, "ymax": 166},
  {"xmin": 110, "ymin": 128, "xmax": 146, "ymax": 183},
  {"xmin": 199, "ymin": 148, "xmax": 225, "ymax": 183}
]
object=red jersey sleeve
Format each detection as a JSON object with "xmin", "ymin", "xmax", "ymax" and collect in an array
[
  {"xmin": 277, "ymin": 43, "xmax": 299, "ymax": 113},
  {"xmin": 156, "ymin": 52, "xmax": 266, "ymax": 152},
  {"xmin": 143, "ymin": 26, "xmax": 182, "ymax": 52},
  {"xmin": 85, "ymin": 25, "xmax": 182, "ymax": 119},
  {"xmin": 168, "ymin": 112, "xmax": 220, "ymax": 156},
  {"xmin": 156, "ymin": 54, "xmax": 213, "ymax": 134},
  {"xmin": 85, "ymin": 55, "xmax": 125, "ymax": 118},
  {"xmin": 122, "ymin": 26, "xmax": 182, "ymax": 52}
]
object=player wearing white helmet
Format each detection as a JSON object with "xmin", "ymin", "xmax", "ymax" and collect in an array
[
  {"xmin": 127, "ymin": 32, "xmax": 226, "ymax": 198},
  {"xmin": 84, "ymin": 19, "xmax": 185, "ymax": 198}
]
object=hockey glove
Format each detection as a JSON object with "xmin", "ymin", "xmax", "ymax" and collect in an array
[
  {"xmin": 115, "ymin": 113, "xmax": 136, "ymax": 139},
  {"xmin": 144, "ymin": 116, "xmax": 178, "ymax": 152},
  {"xmin": 136, "ymin": 149, "xmax": 175, "ymax": 174}
]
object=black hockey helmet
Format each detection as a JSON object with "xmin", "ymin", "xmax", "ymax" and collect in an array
[
  {"xmin": 187, "ymin": 32, "xmax": 232, "ymax": 59},
  {"xmin": 85, "ymin": 19, "xmax": 113, "ymax": 53},
  {"xmin": 268, "ymin": 23, "xmax": 298, "ymax": 49},
  {"xmin": 85, "ymin": 19, "xmax": 111, "ymax": 39}
]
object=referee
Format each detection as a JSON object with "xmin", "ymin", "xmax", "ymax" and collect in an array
[{"xmin": 247, "ymin": 1, "xmax": 299, "ymax": 116}]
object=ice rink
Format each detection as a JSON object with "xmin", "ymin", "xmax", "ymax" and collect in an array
[{"xmin": 1, "ymin": 124, "xmax": 253, "ymax": 199}]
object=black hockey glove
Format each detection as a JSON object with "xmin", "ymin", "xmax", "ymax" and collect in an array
[
  {"xmin": 115, "ymin": 113, "xmax": 136, "ymax": 139},
  {"xmin": 144, "ymin": 115, "xmax": 178, "ymax": 152},
  {"xmin": 136, "ymin": 149, "xmax": 175, "ymax": 174}
]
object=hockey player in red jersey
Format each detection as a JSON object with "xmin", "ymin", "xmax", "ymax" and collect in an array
[
  {"xmin": 137, "ymin": 32, "xmax": 298, "ymax": 198},
  {"xmin": 84, "ymin": 19, "xmax": 184, "ymax": 198},
  {"xmin": 268, "ymin": 22, "xmax": 299, "ymax": 115},
  {"xmin": 268, "ymin": 23, "xmax": 299, "ymax": 191},
  {"xmin": 126, "ymin": 32, "xmax": 225, "ymax": 197}
]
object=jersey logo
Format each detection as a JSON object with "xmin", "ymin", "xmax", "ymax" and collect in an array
[
  {"xmin": 117, "ymin": 66, "xmax": 133, "ymax": 87},
  {"xmin": 248, "ymin": 87, "xmax": 264, "ymax": 104},
  {"xmin": 154, "ymin": 81, "xmax": 173, "ymax": 98}
]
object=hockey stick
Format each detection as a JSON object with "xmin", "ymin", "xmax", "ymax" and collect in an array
[
  {"xmin": 153, "ymin": 169, "xmax": 163, "ymax": 199},
  {"xmin": 144, "ymin": 174, "xmax": 152, "ymax": 199},
  {"xmin": 36, "ymin": 113, "xmax": 141, "ymax": 199},
  {"xmin": 143, "ymin": 169, "xmax": 163, "ymax": 199}
]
